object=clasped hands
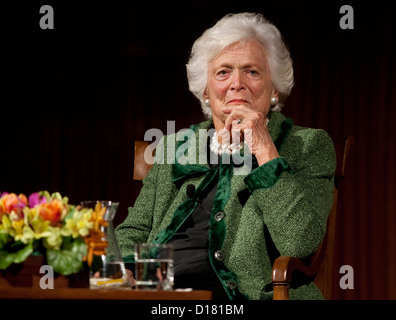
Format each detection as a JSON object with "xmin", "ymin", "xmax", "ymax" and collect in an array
[{"xmin": 219, "ymin": 105, "xmax": 279, "ymax": 166}]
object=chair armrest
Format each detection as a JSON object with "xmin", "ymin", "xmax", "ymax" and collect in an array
[{"xmin": 272, "ymin": 256, "xmax": 320, "ymax": 300}]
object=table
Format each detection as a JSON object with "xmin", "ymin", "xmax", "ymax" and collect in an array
[
  {"xmin": 0, "ymin": 287, "xmax": 213, "ymax": 319},
  {"xmin": 0, "ymin": 287, "xmax": 212, "ymax": 300}
]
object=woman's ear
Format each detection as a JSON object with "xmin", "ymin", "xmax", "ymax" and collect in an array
[{"xmin": 203, "ymin": 89, "xmax": 209, "ymax": 100}]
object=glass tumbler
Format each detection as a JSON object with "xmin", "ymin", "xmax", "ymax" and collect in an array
[{"xmin": 134, "ymin": 243, "xmax": 174, "ymax": 290}]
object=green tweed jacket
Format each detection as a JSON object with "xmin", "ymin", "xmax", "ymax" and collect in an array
[{"xmin": 115, "ymin": 111, "xmax": 336, "ymax": 300}]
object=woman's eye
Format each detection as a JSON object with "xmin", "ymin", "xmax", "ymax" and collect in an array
[
  {"xmin": 247, "ymin": 69, "xmax": 260, "ymax": 76},
  {"xmin": 216, "ymin": 69, "xmax": 230, "ymax": 78}
]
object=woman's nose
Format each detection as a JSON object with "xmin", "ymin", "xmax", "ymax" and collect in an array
[{"xmin": 230, "ymin": 69, "xmax": 246, "ymax": 91}]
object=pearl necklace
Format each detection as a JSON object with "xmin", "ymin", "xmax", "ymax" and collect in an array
[
  {"xmin": 210, "ymin": 131, "xmax": 244, "ymax": 156},
  {"xmin": 209, "ymin": 118, "xmax": 270, "ymax": 156}
]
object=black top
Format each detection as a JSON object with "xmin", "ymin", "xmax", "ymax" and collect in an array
[
  {"xmin": 168, "ymin": 137, "xmax": 229, "ymax": 299},
  {"xmin": 170, "ymin": 181, "xmax": 217, "ymax": 276}
]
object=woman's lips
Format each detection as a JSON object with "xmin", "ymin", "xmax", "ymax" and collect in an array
[{"xmin": 227, "ymin": 99, "xmax": 249, "ymax": 104}]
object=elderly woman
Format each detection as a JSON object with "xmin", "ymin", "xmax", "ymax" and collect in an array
[{"xmin": 115, "ymin": 12, "xmax": 336, "ymax": 300}]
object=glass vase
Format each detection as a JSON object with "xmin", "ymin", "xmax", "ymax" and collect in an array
[{"xmin": 80, "ymin": 200, "xmax": 129, "ymax": 289}]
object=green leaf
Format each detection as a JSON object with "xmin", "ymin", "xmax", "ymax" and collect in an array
[
  {"xmin": 63, "ymin": 206, "xmax": 76, "ymax": 222},
  {"xmin": 13, "ymin": 241, "xmax": 34, "ymax": 263},
  {"xmin": 0, "ymin": 250, "xmax": 13, "ymax": 269},
  {"xmin": 46, "ymin": 237, "xmax": 87, "ymax": 275},
  {"xmin": 0, "ymin": 242, "xmax": 34, "ymax": 269},
  {"xmin": 0, "ymin": 232, "xmax": 9, "ymax": 249}
]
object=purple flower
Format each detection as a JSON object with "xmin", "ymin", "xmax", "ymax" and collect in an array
[{"xmin": 28, "ymin": 192, "xmax": 47, "ymax": 208}]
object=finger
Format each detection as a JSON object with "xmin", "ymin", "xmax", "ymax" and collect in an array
[
  {"xmin": 231, "ymin": 127, "xmax": 243, "ymax": 145},
  {"xmin": 224, "ymin": 111, "xmax": 245, "ymax": 131},
  {"xmin": 228, "ymin": 117, "xmax": 243, "ymax": 143},
  {"xmin": 126, "ymin": 269, "xmax": 136, "ymax": 287},
  {"xmin": 224, "ymin": 114, "xmax": 238, "ymax": 131},
  {"xmin": 217, "ymin": 128, "xmax": 231, "ymax": 145},
  {"xmin": 221, "ymin": 106, "xmax": 244, "ymax": 130}
]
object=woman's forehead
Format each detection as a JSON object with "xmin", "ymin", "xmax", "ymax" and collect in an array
[{"xmin": 210, "ymin": 40, "xmax": 268, "ymax": 69}]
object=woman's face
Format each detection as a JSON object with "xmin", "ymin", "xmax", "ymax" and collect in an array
[{"xmin": 205, "ymin": 40, "xmax": 277, "ymax": 129}]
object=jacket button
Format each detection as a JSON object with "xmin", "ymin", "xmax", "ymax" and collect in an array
[
  {"xmin": 227, "ymin": 281, "xmax": 237, "ymax": 289},
  {"xmin": 214, "ymin": 250, "xmax": 224, "ymax": 261},
  {"xmin": 214, "ymin": 211, "xmax": 225, "ymax": 221}
]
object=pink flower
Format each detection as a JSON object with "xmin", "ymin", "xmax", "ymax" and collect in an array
[{"xmin": 28, "ymin": 192, "xmax": 47, "ymax": 208}]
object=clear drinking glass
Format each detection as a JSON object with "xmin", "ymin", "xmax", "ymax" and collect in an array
[
  {"xmin": 80, "ymin": 200, "xmax": 129, "ymax": 289},
  {"xmin": 134, "ymin": 243, "xmax": 174, "ymax": 290}
]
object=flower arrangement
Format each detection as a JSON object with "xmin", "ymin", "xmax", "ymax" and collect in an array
[{"xmin": 0, "ymin": 191, "xmax": 107, "ymax": 275}]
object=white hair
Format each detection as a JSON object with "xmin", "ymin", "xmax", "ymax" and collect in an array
[{"xmin": 186, "ymin": 12, "xmax": 294, "ymax": 118}]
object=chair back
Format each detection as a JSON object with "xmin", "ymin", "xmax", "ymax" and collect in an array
[
  {"xmin": 133, "ymin": 140, "xmax": 153, "ymax": 181},
  {"xmin": 312, "ymin": 136, "xmax": 355, "ymax": 298}
]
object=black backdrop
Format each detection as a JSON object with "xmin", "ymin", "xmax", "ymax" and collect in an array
[{"xmin": 2, "ymin": 1, "xmax": 395, "ymax": 299}]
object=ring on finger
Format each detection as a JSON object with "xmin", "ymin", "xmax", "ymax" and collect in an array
[{"xmin": 236, "ymin": 118, "xmax": 243, "ymax": 124}]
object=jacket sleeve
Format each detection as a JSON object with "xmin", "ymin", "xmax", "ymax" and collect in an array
[
  {"xmin": 244, "ymin": 128, "xmax": 336, "ymax": 259},
  {"xmin": 115, "ymin": 161, "xmax": 159, "ymax": 261},
  {"xmin": 115, "ymin": 132, "xmax": 174, "ymax": 261}
]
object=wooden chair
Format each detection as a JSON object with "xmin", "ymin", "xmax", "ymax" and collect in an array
[
  {"xmin": 133, "ymin": 140, "xmax": 154, "ymax": 181},
  {"xmin": 272, "ymin": 136, "xmax": 355, "ymax": 300},
  {"xmin": 133, "ymin": 136, "xmax": 355, "ymax": 300}
]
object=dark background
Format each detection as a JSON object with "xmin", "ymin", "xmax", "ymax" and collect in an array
[{"xmin": 2, "ymin": 1, "xmax": 395, "ymax": 299}]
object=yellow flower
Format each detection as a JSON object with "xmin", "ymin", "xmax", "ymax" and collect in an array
[
  {"xmin": 31, "ymin": 214, "xmax": 51, "ymax": 237},
  {"xmin": 0, "ymin": 215, "xmax": 12, "ymax": 234},
  {"xmin": 11, "ymin": 219, "xmax": 24, "ymax": 238},
  {"xmin": 44, "ymin": 226, "xmax": 63, "ymax": 249},
  {"xmin": 15, "ymin": 225, "xmax": 35, "ymax": 244},
  {"xmin": 62, "ymin": 208, "xmax": 94, "ymax": 239},
  {"xmin": 0, "ymin": 209, "xmax": 24, "ymax": 238}
]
